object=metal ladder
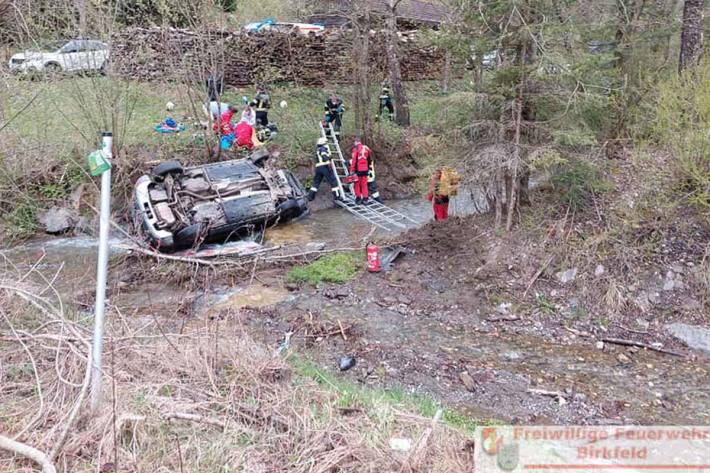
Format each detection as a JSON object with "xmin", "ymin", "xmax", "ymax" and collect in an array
[
  {"xmin": 317, "ymin": 121, "xmax": 420, "ymax": 232},
  {"xmin": 318, "ymin": 121, "xmax": 350, "ymax": 198}
]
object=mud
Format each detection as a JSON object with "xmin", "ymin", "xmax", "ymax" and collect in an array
[{"xmin": 2, "ymin": 202, "xmax": 708, "ymax": 427}]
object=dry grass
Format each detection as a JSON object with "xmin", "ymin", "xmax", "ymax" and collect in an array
[{"xmin": 0, "ymin": 258, "xmax": 474, "ymax": 472}]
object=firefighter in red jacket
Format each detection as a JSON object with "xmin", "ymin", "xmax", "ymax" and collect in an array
[
  {"xmin": 427, "ymin": 168, "xmax": 449, "ymax": 221},
  {"xmin": 350, "ymin": 138, "xmax": 372, "ymax": 205}
]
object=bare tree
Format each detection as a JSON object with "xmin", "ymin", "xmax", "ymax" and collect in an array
[
  {"xmin": 679, "ymin": 0, "xmax": 705, "ymax": 73},
  {"xmin": 385, "ymin": 0, "xmax": 410, "ymax": 126},
  {"xmin": 350, "ymin": 2, "xmax": 373, "ymax": 140}
]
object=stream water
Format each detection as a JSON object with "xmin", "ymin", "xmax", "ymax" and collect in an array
[{"xmin": 2, "ymin": 197, "xmax": 708, "ymax": 425}]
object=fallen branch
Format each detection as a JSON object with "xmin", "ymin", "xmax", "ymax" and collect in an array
[
  {"xmin": 486, "ymin": 314, "xmax": 520, "ymax": 322},
  {"xmin": 0, "ymin": 434, "xmax": 56, "ymax": 473},
  {"xmin": 527, "ymin": 388, "xmax": 566, "ymax": 398},
  {"xmin": 337, "ymin": 319, "xmax": 348, "ymax": 341},
  {"xmin": 523, "ymin": 254, "xmax": 555, "ymax": 298},
  {"xmin": 163, "ymin": 412, "xmax": 226, "ymax": 430},
  {"xmin": 262, "ymin": 246, "xmax": 363, "ymax": 262},
  {"xmin": 601, "ymin": 338, "xmax": 685, "ymax": 357},
  {"xmin": 113, "ymin": 244, "xmax": 219, "ymax": 267},
  {"xmin": 405, "ymin": 408, "xmax": 443, "ymax": 471}
]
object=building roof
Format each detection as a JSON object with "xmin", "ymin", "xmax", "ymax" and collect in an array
[
  {"xmin": 313, "ymin": 0, "xmax": 449, "ymax": 26},
  {"xmin": 380, "ymin": 0, "xmax": 449, "ymax": 25}
]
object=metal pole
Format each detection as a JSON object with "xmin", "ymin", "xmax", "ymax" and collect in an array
[{"xmin": 90, "ymin": 131, "xmax": 112, "ymax": 412}]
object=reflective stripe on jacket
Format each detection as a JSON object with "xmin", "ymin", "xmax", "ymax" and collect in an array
[
  {"xmin": 252, "ymin": 93, "xmax": 270, "ymax": 111},
  {"xmin": 315, "ymin": 145, "xmax": 332, "ymax": 167}
]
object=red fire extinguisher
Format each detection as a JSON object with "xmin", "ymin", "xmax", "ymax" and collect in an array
[{"xmin": 367, "ymin": 243, "xmax": 381, "ymax": 273}]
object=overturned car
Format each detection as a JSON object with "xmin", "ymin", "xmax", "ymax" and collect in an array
[{"xmin": 134, "ymin": 149, "xmax": 309, "ymax": 251}]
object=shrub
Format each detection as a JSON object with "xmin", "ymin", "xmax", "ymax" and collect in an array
[
  {"xmin": 532, "ymin": 150, "xmax": 608, "ymax": 210},
  {"xmin": 652, "ymin": 64, "xmax": 710, "ymax": 213}
]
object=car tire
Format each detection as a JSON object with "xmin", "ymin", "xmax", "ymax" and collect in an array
[
  {"xmin": 174, "ymin": 223, "xmax": 203, "ymax": 249},
  {"xmin": 277, "ymin": 199, "xmax": 305, "ymax": 222},
  {"xmin": 249, "ymin": 148, "xmax": 270, "ymax": 167},
  {"xmin": 152, "ymin": 160, "xmax": 183, "ymax": 180},
  {"xmin": 99, "ymin": 61, "xmax": 108, "ymax": 75},
  {"xmin": 44, "ymin": 62, "xmax": 62, "ymax": 76}
]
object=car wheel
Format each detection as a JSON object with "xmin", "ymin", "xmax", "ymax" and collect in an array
[
  {"xmin": 276, "ymin": 199, "xmax": 305, "ymax": 222},
  {"xmin": 44, "ymin": 62, "xmax": 62, "ymax": 77},
  {"xmin": 152, "ymin": 160, "xmax": 184, "ymax": 180},
  {"xmin": 99, "ymin": 61, "xmax": 108, "ymax": 75},
  {"xmin": 174, "ymin": 223, "xmax": 203, "ymax": 249},
  {"xmin": 248, "ymin": 148, "xmax": 270, "ymax": 167}
]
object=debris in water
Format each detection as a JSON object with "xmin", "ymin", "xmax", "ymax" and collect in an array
[
  {"xmin": 339, "ymin": 356, "xmax": 356, "ymax": 371},
  {"xmin": 379, "ymin": 246, "xmax": 413, "ymax": 271}
]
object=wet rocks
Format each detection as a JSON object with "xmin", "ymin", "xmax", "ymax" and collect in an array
[
  {"xmin": 39, "ymin": 206, "xmax": 79, "ymax": 234},
  {"xmin": 666, "ymin": 323, "xmax": 710, "ymax": 354},
  {"xmin": 339, "ymin": 356, "xmax": 356, "ymax": 371}
]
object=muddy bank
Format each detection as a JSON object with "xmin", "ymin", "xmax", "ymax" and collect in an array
[
  {"xmin": 3, "ymin": 207, "xmax": 708, "ymax": 427},
  {"xmin": 234, "ymin": 218, "xmax": 708, "ymax": 425}
]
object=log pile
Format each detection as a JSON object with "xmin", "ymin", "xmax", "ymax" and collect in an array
[{"xmin": 110, "ymin": 27, "xmax": 446, "ymax": 86}]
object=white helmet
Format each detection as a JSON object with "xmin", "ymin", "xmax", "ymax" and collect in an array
[
  {"xmin": 165, "ymin": 101, "xmax": 175, "ymax": 111},
  {"xmin": 317, "ymin": 137, "xmax": 327, "ymax": 146}
]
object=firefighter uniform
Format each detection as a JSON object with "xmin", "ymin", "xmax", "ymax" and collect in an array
[
  {"xmin": 377, "ymin": 85, "xmax": 394, "ymax": 121},
  {"xmin": 324, "ymin": 97, "xmax": 345, "ymax": 139},
  {"xmin": 427, "ymin": 169, "xmax": 450, "ymax": 221},
  {"xmin": 367, "ymin": 156, "xmax": 382, "ymax": 203},
  {"xmin": 351, "ymin": 141, "xmax": 372, "ymax": 204},
  {"xmin": 309, "ymin": 139, "xmax": 341, "ymax": 202},
  {"xmin": 251, "ymin": 90, "xmax": 271, "ymax": 127}
]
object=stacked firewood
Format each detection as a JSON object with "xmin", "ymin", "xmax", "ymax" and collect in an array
[{"xmin": 110, "ymin": 27, "xmax": 447, "ymax": 86}]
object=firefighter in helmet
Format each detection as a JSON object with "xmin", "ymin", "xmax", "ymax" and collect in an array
[
  {"xmin": 308, "ymin": 137, "xmax": 342, "ymax": 203},
  {"xmin": 250, "ymin": 86, "xmax": 271, "ymax": 127},
  {"xmin": 377, "ymin": 82, "xmax": 394, "ymax": 121}
]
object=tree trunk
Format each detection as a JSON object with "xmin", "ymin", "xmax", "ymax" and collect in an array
[
  {"xmin": 352, "ymin": 6, "xmax": 372, "ymax": 141},
  {"xmin": 441, "ymin": 50, "xmax": 450, "ymax": 93},
  {"xmin": 77, "ymin": 0, "xmax": 86, "ymax": 35},
  {"xmin": 679, "ymin": 0, "xmax": 705, "ymax": 73},
  {"xmin": 386, "ymin": 0, "xmax": 410, "ymax": 126}
]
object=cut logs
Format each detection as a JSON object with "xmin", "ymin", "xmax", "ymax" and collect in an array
[{"xmin": 110, "ymin": 27, "xmax": 450, "ymax": 87}]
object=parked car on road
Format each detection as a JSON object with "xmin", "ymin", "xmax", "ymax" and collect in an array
[
  {"xmin": 244, "ymin": 19, "xmax": 325, "ymax": 36},
  {"xmin": 9, "ymin": 39, "xmax": 109, "ymax": 75},
  {"xmin": 134, "ymin": 149, "xmax": 309, "ymax": 251}
]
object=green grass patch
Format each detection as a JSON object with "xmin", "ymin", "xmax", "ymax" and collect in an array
[
  {"xmin": 293, "ymin": 359, "xmax": 480, "ymax": 434},
  {"xmin": 286, "ymin": 252, "xmax": 361, "ymax": 285}
]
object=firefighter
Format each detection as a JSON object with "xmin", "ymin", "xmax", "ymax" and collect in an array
[
  {"xmin": 377, "ymin": 83, "xmax": 394, "ymax": 121},
  {"xmin": 251, "ymin": 86, "xmax": 271, "ymax": 127},
  {"xmin": 324, "ymin": 93, "xmax": 345, "ymax": 140},
  {"xmin": 350, "ymin": 137, "xmax": 372, "ymax": 205},
  {"xmin": 367, "ymin": 154, "xmax": 382, "ymax": 203},
  {"xmin": 308, "ymin": 137, "xmax": 341, "ymax": 203},
  {"xmin": 427, "ymin": 168, "xmax": 449, "ymax": 221}
]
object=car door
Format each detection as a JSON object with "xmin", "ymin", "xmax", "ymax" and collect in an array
[
  {"xmin": 84, "ymin": 41, "xmax": 108, "ymax": 70},
  {"xmin": 57, "ymin": 41, "xmax": 82, "ymax": 71}
]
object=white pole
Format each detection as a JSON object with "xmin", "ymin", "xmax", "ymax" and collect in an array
[{"xmin": 90, "ymin": 131, "xmax": 112, "ymax": 412}]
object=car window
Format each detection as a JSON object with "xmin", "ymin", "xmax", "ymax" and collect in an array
[
  {"xmin": 86, "ymin": 41, "xmax": 108, "ymax": 51},
  {"xmin": 59, "ymin": 41, "xmax": 80, "ymax": 53},
  {"xmin": 60, "ymin": 40, "xmax": 93, "ymax": 53}
]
